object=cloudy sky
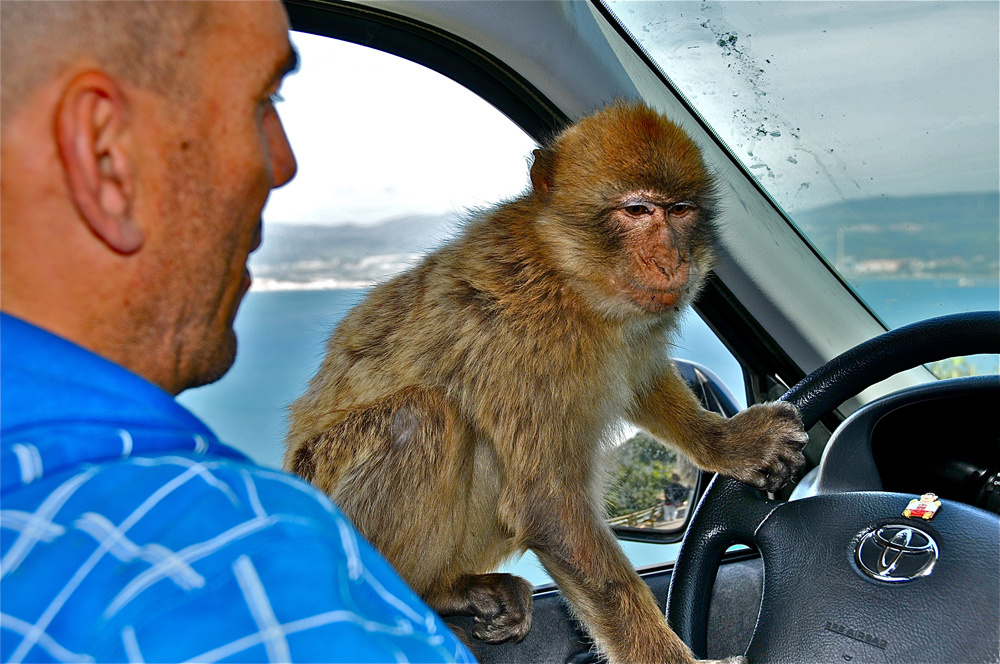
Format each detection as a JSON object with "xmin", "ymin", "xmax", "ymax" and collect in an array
[
  {"xmin": 263, "ymin": 1, "xmax": 999, "ymax": 227},
  {"xmin": 613, "ymin": 1, "xmax": 999, "ymax": 212},
  {"xmin": 263, "ymin": 33, "xmax": 537, "ymax": 226}
]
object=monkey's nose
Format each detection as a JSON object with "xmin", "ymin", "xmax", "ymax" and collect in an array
[{"xmin": 653, "ymin": 247, "xmax": 685, "ymax": 276}]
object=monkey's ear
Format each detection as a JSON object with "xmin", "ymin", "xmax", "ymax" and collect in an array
[
  {"xmin": 56, "ymin": 71, "xmax": 143, "ymax": 255},
  {"xmin": 529, "ymin": 148, "xmax": 555, "ymax": 197}
]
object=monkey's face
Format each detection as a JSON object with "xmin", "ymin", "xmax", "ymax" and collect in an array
[
  {"xmin": 603, "ymin": 193, "xmax": 715, "ymax": 314},
  {"xmin": 531, "ymin": 102, "xmax": 717, "ymax": 318}
]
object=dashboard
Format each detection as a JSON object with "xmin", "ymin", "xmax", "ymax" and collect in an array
[{"xmin": 791, "ymin": 374, "xmax": 1000, "ymax": 514}]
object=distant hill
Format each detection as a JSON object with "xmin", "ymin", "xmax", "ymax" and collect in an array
[
  {"xmin": 251, "ymin": 193, "xmax": 999, "ymax": 289},
  {"xmin": 250, "ymin": 213, "xmax": 463, "ymax": 288},
  {"xmin": 791, "ymin": 192, "xmax": 998, "ymax": 278}
]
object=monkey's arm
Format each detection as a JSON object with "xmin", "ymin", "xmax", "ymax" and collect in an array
[{"xmin": 628, "ymin": 364, "xmax": 807, "ymax": 492}]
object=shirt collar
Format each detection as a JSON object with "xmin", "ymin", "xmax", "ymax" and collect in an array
[{"xmin": 1, "ymin": 313, "xmax": 248, "ymax": 493}]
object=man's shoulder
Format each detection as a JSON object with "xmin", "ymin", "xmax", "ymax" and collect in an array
[
  {"xmin": 41, "ymin": 452, "xmax": 342, "ymax": 528},
  {"xmin": 0, "ymin": 453, "xmax": 476, "ymax": 663},
  {"xmin": 2, "ymin": 453, "xmax": 348, "ymax": 567}
]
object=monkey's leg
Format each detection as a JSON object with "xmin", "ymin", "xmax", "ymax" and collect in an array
[
  {"xmin": 523, "ymin": 490, "xmax": 700, "ymax": 664},
  {"xmin": 629, "ymin": 365, "xmax": 807, "ymax": 492},
  {"xmin": 290, "ymin": 388, "xmax": 533, "ymax": 644}
]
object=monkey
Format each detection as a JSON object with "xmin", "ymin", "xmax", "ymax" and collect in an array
[{"xmin": 284, "ymin": 101, "xmax": 807, "ymax": 664}]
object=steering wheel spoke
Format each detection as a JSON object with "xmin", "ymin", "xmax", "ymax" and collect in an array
[{"xmin": 667, "ymin": 476, "xmax": 775, "ymax": 656}]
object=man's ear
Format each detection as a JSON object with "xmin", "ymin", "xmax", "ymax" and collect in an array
[{"xmin": 55, "ymin": 71, "xmax": 143, "ymax": 254}]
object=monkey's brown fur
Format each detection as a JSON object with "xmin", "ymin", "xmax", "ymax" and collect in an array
[{"xmin": 285, "ymin": 102, "xmax": 807, "ymax": 664}]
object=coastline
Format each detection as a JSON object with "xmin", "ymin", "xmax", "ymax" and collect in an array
[{"xmin": 251, "ymin": 274, "xmax": 1000, "ymax": 294}]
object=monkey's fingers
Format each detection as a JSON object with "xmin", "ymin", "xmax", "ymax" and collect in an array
[
  {"xmin": 761, "ymin": 458, "xmax": 797, "ymax": 493},
  {"xmin": 754, "ymin": 443, "xmax": 807, "ymax": 492},
  {"xmin": 725, "ymin": 443, "xmax": 806, "ymax": 491},
  {"xmin": 737, "ymin": 466, "xmax": 784, "ymax": 493}
]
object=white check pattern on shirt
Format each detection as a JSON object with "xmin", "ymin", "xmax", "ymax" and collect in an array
[{"xmin": 1, "ymin": 448, "xmax": 465, "ymax": 663}]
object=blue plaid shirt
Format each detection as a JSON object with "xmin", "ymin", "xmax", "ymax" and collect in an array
[{"xmin": 0, "ymin": 313, "xmax": 475, "ymax": 663}]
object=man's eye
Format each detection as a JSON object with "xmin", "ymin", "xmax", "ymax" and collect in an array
[{"xmin": 269, "ymin": 91, "xmax": 286, "ymax": 105}]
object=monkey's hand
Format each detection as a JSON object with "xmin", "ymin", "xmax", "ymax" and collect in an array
[{"xmin": 714, "ymin": 401, "xmax": 807, "ymax": 493}]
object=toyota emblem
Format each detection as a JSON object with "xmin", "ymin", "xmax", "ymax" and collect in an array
[{"xmin": 856, "ymin": 525, "xmax": 939, "ymax": 583}]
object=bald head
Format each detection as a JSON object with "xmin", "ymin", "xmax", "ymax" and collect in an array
[
  {"xmin": 1, "ymin": 0, "xmax": 296, "ymax": 394},
  {"xmin": 0, "ymin": 1, "xmax": 208, "ymax": 121}
]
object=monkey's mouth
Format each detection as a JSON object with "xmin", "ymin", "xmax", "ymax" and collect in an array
[
  {"xmin": 623, "ymin": 283, "xmax": 685, "ymax": 312},
  {"xmin": 621, "ymin": 260, "xmax": 690, "ymax": 312}
]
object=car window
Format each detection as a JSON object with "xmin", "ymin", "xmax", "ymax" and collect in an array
[
  {"xmin": 608, "ymin": 1, "xmax": 999, "ymax": 378},
  {"xmin": 178, "ymin": 32, "xmax": 748, "ymax": 587}
]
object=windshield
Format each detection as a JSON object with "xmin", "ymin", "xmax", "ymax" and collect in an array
[{"xmin": 607, "ymin": 1, "xmax": 999, "ymax": 373}]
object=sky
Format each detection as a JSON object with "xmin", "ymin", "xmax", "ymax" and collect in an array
[
  {"xmin": 263, "ymin": 1, "xmax": 999, "ymax": 227},
  {"xmin": 612, "ymin": 1, "xmax": 1000, "ymax": 212},
  {"xmin": 263, "ymin": 33, "xmax": 537, "ymax": 227}
]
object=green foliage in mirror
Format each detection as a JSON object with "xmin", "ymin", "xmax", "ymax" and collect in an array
[{"xmin": 607, "ymin": 432, "xmax": 695, "ymax": 529}]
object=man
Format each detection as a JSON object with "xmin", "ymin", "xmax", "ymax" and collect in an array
[{"xmin": 0, "ymin": 2, "xmax": 475, "ymax": 662}]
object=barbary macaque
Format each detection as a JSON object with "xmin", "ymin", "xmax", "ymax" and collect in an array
[{"xmin": 285, "ymin": 101, "xmax": 807, "ymax": 664}]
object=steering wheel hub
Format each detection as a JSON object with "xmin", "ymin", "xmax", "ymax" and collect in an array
[{"xmin": 855, "ymin": 524, "xmax": 939, "ymax": 583}]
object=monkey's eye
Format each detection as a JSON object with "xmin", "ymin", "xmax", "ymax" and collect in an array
[
  {"xmin": 668, "ymin": 202, "xmax": 698, "ymax": 216},
  {"xmin": 623, "ymin": 203, "xmax": 655, "ymax": 217}
]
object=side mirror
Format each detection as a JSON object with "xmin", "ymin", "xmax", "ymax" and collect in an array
[
  {"xmin": 608, "ymin": 359, "xmax": 742, "ymax": 540},
  {"xmin": 674, "ymin": 359, "xmax": 742, "ymax": 418}
]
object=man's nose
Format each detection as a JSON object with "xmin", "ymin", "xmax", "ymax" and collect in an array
[{"xmin": 267, "ymin": 113, "xmax": 297, "ymax": 188}]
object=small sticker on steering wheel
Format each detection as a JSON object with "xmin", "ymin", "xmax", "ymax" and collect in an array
[{"xmin": 903, "ymin": 493, "xmax": 941, "ymax": 520}]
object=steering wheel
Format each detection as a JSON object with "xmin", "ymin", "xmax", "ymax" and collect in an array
[{"xmin": 666, "ymin": 311, "xmax": 1000, "ymax": 663}]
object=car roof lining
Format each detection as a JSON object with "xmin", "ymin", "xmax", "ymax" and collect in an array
[{"xmin": 284, "ymin": 0, "xmax": 570, "ymax": 140}]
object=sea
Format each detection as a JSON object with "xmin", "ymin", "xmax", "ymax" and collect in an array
[{"xmin": 177, "ymin": 278, "xmax": 998, "ymax": 584}]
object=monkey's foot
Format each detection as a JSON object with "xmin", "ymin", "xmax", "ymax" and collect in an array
[{"xmin": 435, "ymin": 573, "xmax": 534, "ymax": 645}]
